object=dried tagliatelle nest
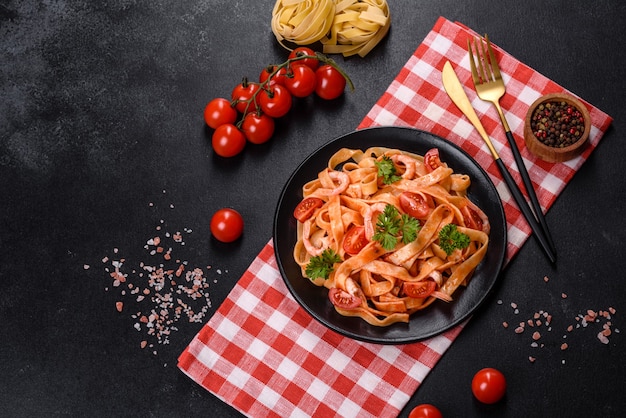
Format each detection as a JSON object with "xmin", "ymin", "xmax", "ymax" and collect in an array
[{"xmin": 271, "ymin": 0, "xmax": 391, "ymax": 57}]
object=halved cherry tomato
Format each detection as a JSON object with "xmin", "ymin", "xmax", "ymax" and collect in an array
[
  {"xmin": 259, "ymin": 65, "xmax": 287, "ymax": 87},
  {"xmin": 258, "ymin": 84, "xmax": 292, "ymax": 118},
  {"xmin": 472, "ymin": 367, "xmax": 507, "ymax": 404},
  {"xmin": 328, "ymin": 287, "xmax": 361, "ymax": 309},
  {"xmin": 403, "ymin": 280, "xmax": 436, "ymax": 298},
  {"xmin": 241, "ymin": 112, "xmax": 274, "ymax": 144},
  {"xmin": 342, "ymin": 225, "xmax": 369, "ymax": 255},
  {"xmin": 211, "ymin": 123, "xmax": 246, "ymax": 157},
  {"xmin": 399, "ymin": 191, "xmax": 434, "ymax": 219},
  {"xmin": 231, "ymin": 80, "xmax": 260, "ymax": 113},
  {"xmin": 288, "ymin": 47, "xmax": 319, "ymax": 71},
  {"xmin": 424, "ymin": 148, "xmax": 442, "ymax": 172},
  {"xmin": 315, "ymin": 64, "xmax": 346, "ymax": 100},
  {"xmin": 293, "ymin": 197, "xmax": 324, "ymax": 222},
  {"xmin": 408, "ymin": 404, "xmax": 443, "ymax": 418},
  {"xmin": 203, "ymin": 98, "xmax": 238, "ymax": 129},
  {"xmin": 462, "ymin": 205, "xmax": 484, "ymax": 231},
  {"xmin": 210, "ymin": 208, "xmax": 244, "ymax": 243},
  {"xmin": 284, "ymin": 64, "xmax": 316, "ymax": 98}
]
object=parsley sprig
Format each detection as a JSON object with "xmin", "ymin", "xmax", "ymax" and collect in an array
[
  {"xmin": 374, "ymin": 156, "xmax": 402, "ymax": 185},
  {"xmin": 305, "ymin": 248, "xmax": 341, "ymax": 280},
  {"xmin": 438, "ymin": 224, "xmax": 470, "ymax": 255},
  {"xmin": 372, "ymin": 204, "xmax": 421, "ymax": 250}
]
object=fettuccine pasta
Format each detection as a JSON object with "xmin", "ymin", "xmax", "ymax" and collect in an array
[
  {"xmin": 271, "ymin": 0, "xmax": 390, "ymax": 57},
  {"xmin": 292, "ymin": 147, "xmax": 490, "ymax": 326}
]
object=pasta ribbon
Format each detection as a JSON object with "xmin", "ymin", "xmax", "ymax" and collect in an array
[
  {"xmin": 271, "ymin": 0, "xmax": 391, "ymax": 57},
  {"xmin": 293, "ymin": 147, "xmax": 490, "ymax": 326}
]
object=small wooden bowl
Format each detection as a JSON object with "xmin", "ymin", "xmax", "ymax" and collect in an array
[{"xmin": 524, "ymin": 93, "xmax": 591, "ymax": 163}]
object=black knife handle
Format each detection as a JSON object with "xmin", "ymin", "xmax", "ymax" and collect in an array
[
  {"xmin": 495, "ymin": 157, "xmax": 556, "ymax": 263},
  {"xmin": 504, "ymin": 130, "xmax": 556, "ymax": 254}
]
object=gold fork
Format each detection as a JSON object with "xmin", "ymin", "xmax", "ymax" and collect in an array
[{"xmin": 468, "ymin": 35, "xmax": 556, "ymax": 255}]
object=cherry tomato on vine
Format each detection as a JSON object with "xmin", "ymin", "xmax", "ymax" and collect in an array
[
  {"xmin": 203, "ymin": 98, "xmax": 238, "ymax": 129},
  {"xmin": 258, "ymin": 84, "xmax": 292, "ymax": 118},
  {"xmin": 210, "ymin": 208, "xmax": 244, "ymax": 243},
  {"xmin": 408, "ymin": 404, "xmax": 443, "ymax": 418},
  {"xmin": 231, "ymin": 80, "xmax": 260, "ymax": 113},
  {"xmin": 293, "ymin": 197, "xmax": 324, "ymax": 222},
  {"xmin": 403, "ymin": 281, "xmax": 436, "ymax": 299},
  {"xmin": 471, "ymin": 368, "xmax": 507, "ymax": 404},
  {"xmin": 259, "ymin": 65, "xmax": 288, "ymax": 87},
  {"xmin": 399, "ymin": 191, "xmax": 434, "ymax": 219},
  {"xmin": 343, "ymin": 225, "xmax": 368, "ymax": 255},
  {"xmin": 284, "ymin": 64, "xmax": 317, "ymax": 98},
  {"xmin": 315, "ymin": 64, "xmax": 346, "ymax": 100},
  {"xmin": 241, "ymin": 112, "xmax": 275, "ymax": 144},
  {"xmin": 288, "ymin": 47, "xmax": 319, "ymax": 71},
  {"xmin": 424, "ymin": 148, "xmax": 442, "ymax": 172},
  {"xmin": 328, "ymin": 287, "xmax": 361, "ymax": 309},
  {"xmin": 211, "ymin": 123, "xmax": 246, "ymax": 157}
]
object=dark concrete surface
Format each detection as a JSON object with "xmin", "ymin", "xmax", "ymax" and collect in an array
[{"xmin": 2, "ymin": 1, "xmax": 626, "ymax": 417}]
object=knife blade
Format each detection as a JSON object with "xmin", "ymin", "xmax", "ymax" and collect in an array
[{"xmin": 441, "ymin": 60, "xmax": 556, "ymax": 263}]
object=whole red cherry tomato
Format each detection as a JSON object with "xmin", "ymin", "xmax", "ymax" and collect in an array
[
  {"xmin": 258, "ymin": 84, "xmax": 292, "ymax": 118},
  {"xmin": 288, "ymin": 47, "xmax": 319, "ymax": 71},
  {"xmin": 328, "ymin": 287, "xmax": 361, "ymax": 309},
  {"xmin": 241, "ymin": 112, "xmax": 275, "ymax": 144},
  {"xmin": 210, "ymin": 208, "xmax": 244, "ymax": 243},
  {"xmin": 424, "ymin": 148, "xmax": 442, "ymax": 172},
  {"xmin": 315, "ymin": 64, "xmax": 346, "ymax": 100},
  {"xmin": 285, "ymin": 64, "xmax": 317, "ymax": 98},
  {"xmin": 342, "ymin": 225, "xmax": 368, "ymax": 255},
  {"xmin": 471, "ymin": 368, "xmax": 507, "ymax": 404},
  {"xmin": 293, "ymin": 197, "xmax": 324, "ymax": 222},
  {"xmin": 408, "ymin": 404, "xmax": 443, "ymax": 418},
  {"xmin": 203, "ymin": 98, "xmax": 238, "ymax": 129},
  {"xmin": 231, "ymin": 80, "xmax": 260, "ymax": 113},
  {"xmin": 259, "ymin": 65, "xmax": 288, "ymax": 87},
  {"xmin": 211, "ymin": 123, "xmax": 246, "ymax": 157},
  {"xmin": 399, "ymin": 191, "xmax": 434, "ymax": 219}
]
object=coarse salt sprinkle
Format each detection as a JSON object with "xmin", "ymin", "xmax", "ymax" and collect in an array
[
  {"xmin": 500, "ymin": 275, "xmax": 619, "ymax": 364},
  {"xmin": 94, "ymin": 192, "xmax": 223, "ymax": 356}
]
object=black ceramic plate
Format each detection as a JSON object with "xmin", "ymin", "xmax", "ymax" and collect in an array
[{"xmin": 273, "ymin": 126, "xmax": 507, "ymax": 344}]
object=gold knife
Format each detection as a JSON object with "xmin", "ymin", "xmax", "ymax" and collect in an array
[{"xmin": 441, "ymin": 61, "xmax": 556, "ymax": 263}]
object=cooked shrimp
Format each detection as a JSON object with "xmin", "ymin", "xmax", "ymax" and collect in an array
[
  {"xmin": 302, "ymin": 219, "xmax": 328, "ymax": 256},
  {"xmin": 363, "ymin": 202, "xmax": 388, "ymax": 240},
  {"xmin": 391, "ymin": 154, "xmax": 416, "ymax": 179},
  {"xmin": 316, "ymin": 170, "xmax": 350, "ymax": 196}
]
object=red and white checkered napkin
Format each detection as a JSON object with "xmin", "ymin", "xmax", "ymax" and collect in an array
[{"xmin": 179, "ymin": 17, "xmax": 612, "ymax": 418}]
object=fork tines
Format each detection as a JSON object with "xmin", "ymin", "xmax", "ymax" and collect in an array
[{"xmin": 468, "ymin": 35, "xmax": 501, "ymax": 84}]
